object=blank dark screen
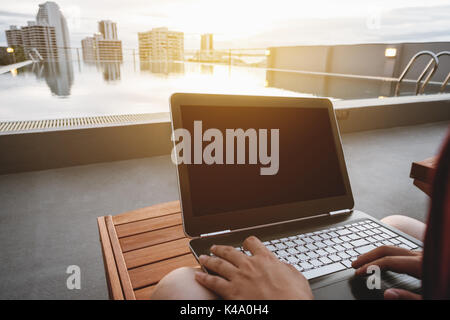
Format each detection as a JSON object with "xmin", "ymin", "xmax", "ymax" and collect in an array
[{"xmin": 180, "ymin": 105, "xmax": 346, "ymax": 217}]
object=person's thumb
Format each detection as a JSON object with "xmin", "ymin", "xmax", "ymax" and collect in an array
[{"xmin": 384, "ymin": 288, "xmax": 422, "ymax": 300}]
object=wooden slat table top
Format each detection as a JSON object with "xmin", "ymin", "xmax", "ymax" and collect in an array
[{"xmin": 97, "ymin": 200, "xmax": 200, "ymax": 300}]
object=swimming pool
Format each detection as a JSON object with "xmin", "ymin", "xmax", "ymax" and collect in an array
[
  {"xmin": 0, "ymin": 60, "xmax": 448, "ymax": 122},
  {"xmin": 0, "ymin": 60, "xmax": 302, "ymax": 122}
]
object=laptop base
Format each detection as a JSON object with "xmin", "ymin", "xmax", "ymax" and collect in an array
[{"xmin": 190, "ymin": 210, "xmax": 422, "ymax": 300}]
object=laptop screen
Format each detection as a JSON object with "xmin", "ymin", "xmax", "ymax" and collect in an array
[{"xmin": 179, "ymin": 105, "xmax": 346, "ymax": 218}]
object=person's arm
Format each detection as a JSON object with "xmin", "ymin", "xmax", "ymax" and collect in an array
[
  {"xmin": 352, "ymin": 245, "xmax": 423, "ymax": 300},
  {"xmin": 194, "ymin": 236, "xmax": 314, "ymax": 300}
]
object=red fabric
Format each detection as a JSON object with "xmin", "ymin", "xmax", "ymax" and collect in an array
[{"xmin": 422, "ymin": 128, "xmax": 450, "ymax": 299}]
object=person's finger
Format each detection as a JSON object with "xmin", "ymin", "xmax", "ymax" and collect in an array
[
  {"xmin": 355, "ymin": 255, "xmax": 422, "ymax": 278},
  {"xmin": 198, "ymin": 255, "xmax": 238, "ymax": 280},
  {"xmin": 384, "ymin": 288, "xmax": 422, "ymax": 300},
  {"xmin": 242, "ymin": 236, "xmax": 273, "ymax": 256},
  {"xmin": 352, "ymin": 245, "xmax": 416, "ymax": 269},
  {"xmin": 194, "ymin": 271, "xmax": 231, "ymax": 298},
  {"xmin": 210, "ymin": 244, "xmax": 248, "ymax": 267}
]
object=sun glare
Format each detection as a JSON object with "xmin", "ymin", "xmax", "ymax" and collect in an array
[
  {"xmin": 159, "ymin": 0, "xmax": 450, "ymax": 42},
  {"xmin": 165, "ymin": 0, "xmax": 362, "ymax": 40}
]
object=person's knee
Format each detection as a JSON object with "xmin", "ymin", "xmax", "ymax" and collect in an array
[
  {"xmin": 381, "ymin": 215, "xmax": 425, "ymax": 241},
  {"xmin": 151, "ymin": 267, "xmax": 218, "ymax": 300},
  {"xmin": 381, "ymin": 215, "xmax": 406, "ymax": 228}
]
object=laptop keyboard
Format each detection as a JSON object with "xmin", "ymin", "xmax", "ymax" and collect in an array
[{"xmin": 234, "ymin": 219, "xmax": 420, "ymax": 280}]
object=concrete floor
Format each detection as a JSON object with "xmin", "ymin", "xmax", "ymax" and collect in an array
[{"xmin": 0, "ymin": 121, "xmax": 448, "ymax": 299}]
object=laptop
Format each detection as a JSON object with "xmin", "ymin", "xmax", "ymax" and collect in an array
[{"xmin": 170, "ymin": 93, "xmax": 422, "ymax": 299}]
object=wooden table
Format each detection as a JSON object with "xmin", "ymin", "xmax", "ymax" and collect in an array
[
  {"xmin": 97, "ymin": 200, "xmax": 199, "ymax": 300},
  {"xmin": 410, "ymin": 156, "xmax": 438, "ymax": 197}
]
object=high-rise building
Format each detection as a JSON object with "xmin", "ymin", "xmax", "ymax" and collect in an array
[
  {"xmin": 36, "ymin": 1, "xmax": 71, "ymax": 60},
  {"xmin": 138, "ymin": 27, "xmax": 184, "ymax": 62},
  {"xmin": 5, "ymin": 25, "xmax": 23, "ymax": 47},
  {"xmin": 81, "ymin": 33, "xmax": 102, "ymax": 61},
  {"xmin": 201, "ymin": 33, "xmax": 213, "ymax": 52},
  {"xmin": 197, "ymin": 33, "xmax": 219, "ymax": 62},
  {"xmin": 98, "ymin": 20, "xmax": 118, "ymax": 40},
  {"xmin": 21, "ymin": 21, "xmax": 58, "ymax": 60},
  {"xmin": 3, "ymin": 2, "xmax": 71, "ymax": 61},
  {"xmin": 97, "ymin": 39, "xmax": 122, "ymax": 61},
  {"xmin": 81, "ymin": 20, "xmax": 123, "ymax": 62}
]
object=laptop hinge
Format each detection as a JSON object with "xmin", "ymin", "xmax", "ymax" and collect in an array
[
  {"xmin": 200, "ymin": 230, "xmax": 231, "ymax": 237},
  {"xmin": 197, "ymin": 210, "xmax": 352, "ymax": 238},
  {"xmin": 329, "ymin": 209, "xmax": 352, "ymax": 216}
]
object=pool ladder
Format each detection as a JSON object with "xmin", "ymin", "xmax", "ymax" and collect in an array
[{"xmin": 395, "ymin": 50, "xmax": 450, "ymax": 96}]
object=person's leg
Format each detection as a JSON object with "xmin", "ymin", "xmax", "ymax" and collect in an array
[
  {"xmin": 381, "ymin": 215, "xmax": 426, "ymax": 242},
  {"xmin": 151, "ymin": 267, "xmax": 219, "ymax": 300}
]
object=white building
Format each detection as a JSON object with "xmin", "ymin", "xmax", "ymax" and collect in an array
[
  {"xmin": 81, "ymin": 33, "xmax": 103, "ymax": 61},
  {"xmin": 197, "ymin": 33, "xmax": 219, "ymax": 61},
  {"xmin": 201, "ymin": 34, "xmax": 213, "ymax": 52},
  {"xmin": 81, "ymin": 20, "xmax": 123, "ymax": 62},
  {"xmin": 98, "ymin": 20, "xmax": 118, "ymax": 40},
  {"xmin": 138, "ymin": 27, "xmax": 184, "ymax": 62},
  {"xmin": 36, "ymin": 1, "xmax": 71, "ymax": 60},
  {"xmin": 20, "ymin": 21, "xmax": 58, "ymax": 60},
  {"xmin": 5, "ymin": 25, "xmax": 23, "ymax": 47}
]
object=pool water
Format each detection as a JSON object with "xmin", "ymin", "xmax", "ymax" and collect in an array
[
  {"xmin": 0, "ymin": 61, "xmax": 306, "ymax": 122},
  {"xmin": 1, "ymin": 60, "xmax": 448, "ymax": 122}
]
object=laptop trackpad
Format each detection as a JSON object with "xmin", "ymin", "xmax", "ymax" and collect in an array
[
  {"xmin": 313, "ymin": 272, "xmax": 421, "ymax": 300},
  {"xmin": 313, "ymin": 278, "xmax": 361, "ymax": 300}
]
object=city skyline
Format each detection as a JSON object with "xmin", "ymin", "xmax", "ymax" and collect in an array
[
  {"xmin": 1, "ymin": 0, "xmax": 450, "ymax": 50},
  {"xmin": 81, "ymin": 20, "xmax": 123, "ymax": 62},
  {"xmin": 4, "ymin": 2, "xmax": 71, "ymax": 61}
]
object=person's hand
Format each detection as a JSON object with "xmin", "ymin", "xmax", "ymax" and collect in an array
[
  {"xmin": 194, "ymin": 236, "xmax": 314, "ymax": 300},
  {"xmin": 351, "ymin": 245, "xmax": 423, "ymax": 300}
]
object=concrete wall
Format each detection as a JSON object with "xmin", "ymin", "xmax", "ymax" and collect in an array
[
  {"xmin": 0, "ymin": 122, "xmax": 172, "ymax": 175},
  {"xmin": 268, "ymin": 42, "xmax": 450, "ymax": 82},
  {"xmin": 329, "ymin": 44, "xmax": 396, "ymax": 78},
  {"xmin": 1, "ymin": 98, "xmax": 449, "ymax": 175},
  {"xmin": 268, "ymin": 45, "xmax": 331, "ymax": 72}
]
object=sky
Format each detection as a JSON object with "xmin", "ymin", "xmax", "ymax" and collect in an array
[{"xmin": 1, "ymin": 0, "xmax": 450, "ymax": 50}]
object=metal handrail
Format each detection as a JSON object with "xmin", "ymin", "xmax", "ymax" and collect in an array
[
  {"xmin": 417, "ymin": 51, "xmax": 450, "ymax": 94},
  {"xmin": 395, "ymin": 51, "xmax": 439, "ymax": 96},
  {"xmin": 442, "ymin": 72, "xmax": 450, "ymax": 93},
  {"xmin": 437, "ymin": 52, "xmax": 450, "ymax": 93}
]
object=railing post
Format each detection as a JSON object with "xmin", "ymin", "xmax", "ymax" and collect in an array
[
  {"xmin": 395, "ymin": 51, "xmax": 439, "ymax": 96},
  {"xmin": 442, "ymin": 73, "xmax": 450, "ymax": 93},
  {"xmin": 416, "ymin": 51, "xmax": 449, "ymax": 94}
]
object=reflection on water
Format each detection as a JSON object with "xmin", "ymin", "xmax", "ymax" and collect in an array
[
  {"xmin": 266, "ymin": 70, "xmax": 397, "ymax": 100},
  {"xmin": 101, "ymin": 62, "xmax": 121, "ymax": 82},
  {"xmin": 0, "ymin": 60, "xmax": 301, "ymax": 121},
  {"xmin": 82, "ymin": 62, "xmax": 122, "ymax": 82},
  {"xmin": 2, "ymin": 59, "xmax": 447, "ymax": 122},
  {"xmin": 31, "ymin": 59, "xmax": 74, "ymax": 96},
  {"xmin": 266, "ymin": 69, "xmax": 449, "ymax": 99},
  {"xmin": 200, "ymin": 64, "xmax": 214, "ymax": 75},
  {"xmin": 140, "ymin": 61, "xmax": 185, "ymax": 75}
]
